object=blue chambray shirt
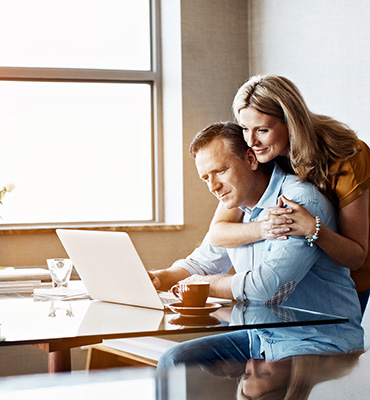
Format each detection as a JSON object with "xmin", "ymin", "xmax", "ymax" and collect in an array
[
  {"xmin": 231, "ymin": 303, "xmax": 363, "ymax": 359},
  {"xmin": 172, "ymin": 164, "xmax": 363, "ymax": 344}
]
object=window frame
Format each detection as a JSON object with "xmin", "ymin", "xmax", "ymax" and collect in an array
[{"xmin": 0, "ymin": 0, "xmax": 164, "ymax": 231}]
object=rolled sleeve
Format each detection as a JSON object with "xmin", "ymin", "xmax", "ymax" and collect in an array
[
  {"xmin": 231, "ymin": 272, "xmax": 249, "ymax": 302},
  {"xmin": 171, "ymin": 233, "xmax": 233, "ymax": 277}
]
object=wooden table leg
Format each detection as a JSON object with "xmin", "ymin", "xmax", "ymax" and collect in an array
[
  {"xmin": 33, "ymin": 338, "xmax": 102, "ymax": 374},
  {"xmin": 48, "ymin": 349, "xmax": 71, "ymax": 373},
  {"xmin": 33, "ymin": 343, "xmax": 72, "ymax": 374}
]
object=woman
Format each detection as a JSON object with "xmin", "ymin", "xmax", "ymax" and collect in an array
[{"xmin": 209, "ymin": 74, "xmax": 370, "ymax": 313}]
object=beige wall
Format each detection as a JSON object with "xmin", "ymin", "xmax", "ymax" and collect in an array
[
  {"xmin": 0, "ymin": 1, "xmax": 249, "ymax": 272},
  {"xmin": 249, "ymin": 0, "xmax": 370, "ymax": 144}
]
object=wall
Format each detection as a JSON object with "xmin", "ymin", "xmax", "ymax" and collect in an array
[{"xmin": 248, "ymin": 0, "xmax": 370, "ymax": 144}]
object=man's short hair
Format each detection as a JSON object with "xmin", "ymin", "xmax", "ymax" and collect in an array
[{"xmin": 189, "ymin": 122, "xmax": 250, "ymax": 160}]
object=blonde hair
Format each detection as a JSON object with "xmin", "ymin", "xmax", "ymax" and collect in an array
[
  {"xmin": 232, "ymin": 74, "xmax": 360, "ymax": 195},
  {"xmin": 236, "ymin": 352, "xmax": 361, "ymax": 400}
]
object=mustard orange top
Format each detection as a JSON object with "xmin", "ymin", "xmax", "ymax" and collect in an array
[{"xmin": 329, "ymin": 140, "xmax": 370, "ymax": 292}]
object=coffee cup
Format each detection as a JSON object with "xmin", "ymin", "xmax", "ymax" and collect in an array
[{"xmin": 171, "ymin": 281, "xmax": 210, "ymax": 307}]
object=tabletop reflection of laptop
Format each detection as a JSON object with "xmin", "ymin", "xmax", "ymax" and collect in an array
[{"xmin": 77, "ymin": 301, "xmax": 164, "ymax": 336}]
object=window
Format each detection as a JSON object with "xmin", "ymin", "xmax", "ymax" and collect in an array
[{"xmin": 0, "ymin": 0, "xmax": 162, "ymax": 229}]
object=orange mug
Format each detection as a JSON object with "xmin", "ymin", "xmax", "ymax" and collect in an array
[{"xmin": 171, "ymin": 281, "xmax": 210, "ymax": 307}]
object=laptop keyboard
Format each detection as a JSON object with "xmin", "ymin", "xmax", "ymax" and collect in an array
[{"xmin": 158, "ymin": 291, "xmax": 179, "ymax": 305}]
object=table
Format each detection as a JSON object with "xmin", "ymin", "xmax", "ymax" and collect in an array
[{"xmin": 0, "ymin": 285, "xmax": 347, "ymax": 374}]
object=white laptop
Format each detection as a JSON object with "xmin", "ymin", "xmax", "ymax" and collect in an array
[{"xmin": 56, "ymin": 229, "xmax": 230, "ymax": 310}]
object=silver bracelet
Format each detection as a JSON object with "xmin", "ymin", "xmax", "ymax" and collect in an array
[{"xmin": 305, "ymin": 216, "xmax": 321, "ymax": 247}]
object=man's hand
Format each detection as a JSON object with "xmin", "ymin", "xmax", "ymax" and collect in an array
[
  {"xmin": 180, "ymin": 274, "xmax": 233, "ymax": 299},
  {"xmin": 147, "ymin": 267, "xmax": 191, "ymax": 291},
  {"xmin": 148, "ymin": 271, "xmax": 161, "ymax": 289}
]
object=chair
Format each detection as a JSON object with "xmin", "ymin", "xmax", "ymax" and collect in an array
[{"xmin": 86, "ymin": 336, "xmax": 177, "ymax": 370}]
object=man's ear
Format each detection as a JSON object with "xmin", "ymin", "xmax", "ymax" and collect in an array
[{"xmin": 244, "ymin": 148, "xmax": 259, "ymax": 170}]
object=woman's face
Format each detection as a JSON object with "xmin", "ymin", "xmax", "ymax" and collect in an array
[
  {"xmin": 242, "ymin": 358, "xmax": 291, "ymax": 399},
  {"xmin": 239, "ymin": 107, "xmax": 290, "ymax": 164}
]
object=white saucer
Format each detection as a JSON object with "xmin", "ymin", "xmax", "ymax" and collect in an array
[{"xmin": 167, "ymin": 302, "xmax": 222, "ymax": 317}]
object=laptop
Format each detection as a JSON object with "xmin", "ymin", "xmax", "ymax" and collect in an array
[{"xmin": 56, "ymin": 229, "xmax": 230, "ymax": 310}]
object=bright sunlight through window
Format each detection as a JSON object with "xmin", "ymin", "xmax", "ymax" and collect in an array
[
  {"xmin": 0, "ymin": 0, "xmax": 158, "ymax": 228},
  {"xmin": 0, "ymin": 0, "xmax": 151, "ymax": 70}
]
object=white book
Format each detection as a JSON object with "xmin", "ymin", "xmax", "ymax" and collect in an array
[
  {"xmin": 0, "ymin": 267, "xmax": 51, "ymax": 282},
  {"xmin": 0, "ymin": 280, "xmax": 52, "ymax": 294}
]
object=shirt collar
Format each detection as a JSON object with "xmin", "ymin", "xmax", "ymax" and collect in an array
[{"xmin": 239, "ymin": 163, "xmax": 287, "ymax": 214}]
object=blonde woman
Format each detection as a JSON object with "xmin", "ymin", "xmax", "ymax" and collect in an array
[{"xmin": 209, "ymin": 74, "xmax": 370, "ymax": 313}]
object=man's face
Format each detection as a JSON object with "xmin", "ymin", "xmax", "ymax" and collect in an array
[{"xmin": 195, "ymin": 137, "xmax": 258, "ymax": 209}]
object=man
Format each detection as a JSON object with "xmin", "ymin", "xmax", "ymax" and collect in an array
[
  {"xmin": 149, "ymin": 121, "xmax": 271, "ymax": 299},
  {"xmin": 150, "ymin": 122, "xmax": 363, "ymax": 366}
]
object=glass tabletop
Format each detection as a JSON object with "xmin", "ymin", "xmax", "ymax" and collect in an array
[{"xmin": 0, "ymin": 289, "xmax": 347, "ymax": 347}]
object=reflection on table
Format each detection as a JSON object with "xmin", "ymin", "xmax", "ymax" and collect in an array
[
  {"xmin": 0, "ymin": 296, "xmax": 348, "ymax": 344},
  {"xmin": 0, "ymin": 349, "xmax": 369, "ymax": 399},
  {"xmin": 0, "ymin": 286, "xmax": 349, "ymax": 374},
  {"xmin": 157, "ymin": 301, "xmax": 363, "ymax": 374}
]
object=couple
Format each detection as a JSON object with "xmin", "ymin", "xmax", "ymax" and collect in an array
[{"xmin": 149, "ymin": 75, "xmax": 367, "ymax": 367}]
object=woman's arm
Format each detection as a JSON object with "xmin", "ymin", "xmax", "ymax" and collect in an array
[
  {"xmin": 209, "ymin": 188, "xmax": 369, "ymax": 270},
  {"xmin": 208, "ymin": 201, "xmax": 292, "ymax": 248},
  {"xmin": 208, "ymin": 202, "xmax": 257, "ymax": 247},
  {"xmin": 279, "ymin": 191, "xmax": 369, "ymax": 271}
]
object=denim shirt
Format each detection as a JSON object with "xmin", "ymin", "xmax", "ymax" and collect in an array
[
  {"xmin": 172, "ymin": 164, "xmax": 363, "ymax": 336},
  {"xmin": 231, "ymin": 303, "xmax": 364, "ymax": 359}
]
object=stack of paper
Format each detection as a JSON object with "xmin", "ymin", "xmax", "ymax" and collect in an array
[
  {"xmin": 33, "ymin": 286, "xmax": 90, "ymax": 301},
  {"xmin": 0, "ymin": 267, "xmax": 53, "ymax": 294}
]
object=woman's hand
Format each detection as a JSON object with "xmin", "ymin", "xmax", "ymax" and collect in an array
[
  {"xmin": 261, "ymin": 195, "xmax": 317, "ymax": 239},
  {"xmin": 208, "ymin": 195, "xmax": 317, "ymax": 246},
  {"xmin": 264, "ymin": 191, "xmax": 369, "ymax": 271}
]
